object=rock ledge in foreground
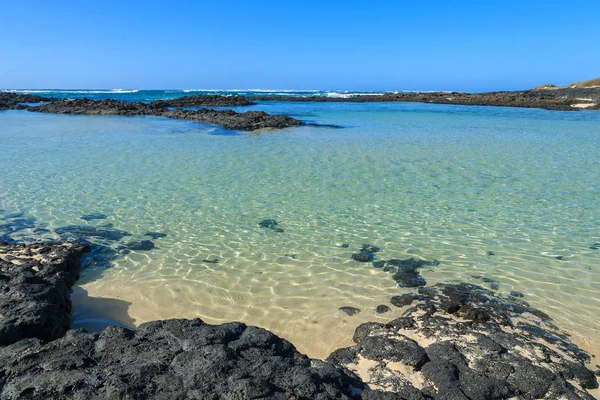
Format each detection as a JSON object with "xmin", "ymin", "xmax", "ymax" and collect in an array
[
  {"xmin": 328, "ymin": 283, "xmax": 598, "ymax": 400},
  {"xmin": 0, "ymin": 241, "xmax": 90, "ymax": 346}
]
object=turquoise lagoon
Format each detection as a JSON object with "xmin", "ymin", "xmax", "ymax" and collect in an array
[{"xmin": 0, "ymin": 97, "xmax": 599, "ymax": 358}]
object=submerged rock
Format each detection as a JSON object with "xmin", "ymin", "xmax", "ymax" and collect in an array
[
  {"xmin": 55, "ymin": 225, "xmax": 130, "ymax": 241},
  {"xmin": 361, "ymin": 244, "xmax": 381, "ymax": 253},
  {"xmin": 340, "ymin": 306, "xmax": 362, "ymax": 316},
  {"xmin": 259, "ymin": 219, "xmax": 284, "ymax": 233},
  {"xmin": 375, "ymin": 305, "xmax": 391, "ymax": 314},
  {"xmin": 144, "ymin": 231, "xmax": 167, "ymax": 239},
  {"xmin": 0, "ymin": 241, "xmax": 90, "ymax": 346},
  {"xmin": 352, "ymin": 252, "xmax": 375, "ymax": 262},
  {"xmin": 390, "ymin": 293, "xmax": 420, "ymax": 307},
  {"xmin": 126, "ymin": 240, "xmax": 155, "ymax": 251},
  {"xmin": 328, "ymin": 283, "xmax": 598, "ymax": 399},
  {"xmin": 80, "ymin": 213, "xmax": 107, "ymax": 221}
]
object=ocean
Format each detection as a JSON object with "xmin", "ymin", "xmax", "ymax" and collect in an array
[{"xmin": 0, "ymin": 89, "xmax": 599, "ymax": 359}]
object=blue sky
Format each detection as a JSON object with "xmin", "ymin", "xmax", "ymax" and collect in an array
[{"xmin": 1, "ymin": 0, "xmax": 598, "ymax": 91}]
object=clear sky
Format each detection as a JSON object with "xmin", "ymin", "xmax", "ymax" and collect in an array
[{"xmin": 1, "ymin": 0, "xmax": 598, "ymax": 91}]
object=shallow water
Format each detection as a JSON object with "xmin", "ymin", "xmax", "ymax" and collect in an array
[{"xmin": 1, "ymin": 102, "xmax": 599, "ymax": 359}]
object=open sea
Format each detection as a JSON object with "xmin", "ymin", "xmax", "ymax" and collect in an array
[{"xmin": 1, "ymin": 89, "xmax": 599, "ymax": 359}]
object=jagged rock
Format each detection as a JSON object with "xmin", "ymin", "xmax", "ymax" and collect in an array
[
  {"xmin": 0, "ymin": 92, "xmax": 52, "ymax": 110},
  {"xmin": 167, "ymin": 94, "xmax": 255, "ymax": 107},
  {"xmin": 328, "ymin": 283, "xmax": 598, "ymax": 399},
  {"xmin": 0, "ymin": 319, "xmax": 366, "ymax": 399},
  {"xmin": 0, "ymin": 241, "xmax": 90, "ymax": 346},
  {"xmin": 27, "ymin": 98, "xmax": 305, "ymax": 131}
]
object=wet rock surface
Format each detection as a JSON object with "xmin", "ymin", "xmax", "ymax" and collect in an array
[
  {"xmin": 24, "ymin": 98, "xmax": 305, "ymax": 131},
  {"xmin": 0, "ymin": 319, "xmax": 366, "ymax": 400},
  {"xmin": 0, "ymin": 241, "xmax": 90, "ymax": 346},
  {"xmin": 328, "ymin": 283, "xmax": 598, "ymax": 399}
]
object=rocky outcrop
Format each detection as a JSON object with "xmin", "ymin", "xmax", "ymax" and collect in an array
[
  {"xmin": 161, "ymin": 109, "xmax": 303, "ymax": 130},
  {"xmin": 0, "ymin": 319, "xmax": 366, "ymax": 400},
  {"xmin": 249, "ymin": 87, "xmax": 600, "ymax": 111},
  {"xmin": 0, "ymin": 93, "xmax": 52, "ymax": 110},
  {"xmin": 167, "ymin": 94, "xmax": 255, "ymax": 107},
  {"xmin": 27, "ymin": 98, "xmax": 305, "ymax": 131},
  {"xmin": 0, "ymin": 241, "xmax": 90, "ymax": 346},
  {"xmin": 328, "ymin": 283, "xmax": 598, "ymax": 399}
]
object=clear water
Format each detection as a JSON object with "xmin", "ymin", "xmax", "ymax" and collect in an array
[{"xmin": 1, "ymin": 98, "xmax": 599, "ymax": 359}]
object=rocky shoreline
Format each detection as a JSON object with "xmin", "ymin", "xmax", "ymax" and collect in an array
[
  {"xmin": 1, "ymin": 241, "xmax": 597, "ymax": 399},
  {"xmin": 1, "ymin": 88, "xmax": 598, "ymax": 133},
  {"xmin": 248, "ymin": 87, "xmax": 600, "ymax": 111}
]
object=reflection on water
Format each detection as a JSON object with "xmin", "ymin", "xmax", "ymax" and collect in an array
[{"xmin": 0, "ymin": 103, "xmax": 599, "ymax": 358}]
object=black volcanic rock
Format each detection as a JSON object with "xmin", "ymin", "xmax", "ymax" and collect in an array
[
  {"xmin": 0, "ymin": 241, "xmax": 90, "ymax": 346},
  {"xmin": 0, "ymin": 319, "xmax": 366, "ymax": 400},
  {"xmin": 0, "ymin": 92, "xmax": 53, "ymax": 110},
  {"xmin": 328, "ymin": 283, "xmax": 598, "ymax": 399},
  {"xmin": 167, "ymin": 94, "xmax": 255, "ymax": 107},
  {"xmin": 27, "ymin": 98, "xmax": 305, "ymax": 131},
  {"xmin": 248, "ymin": 87, "xmax": 600, "ymax": 111}
]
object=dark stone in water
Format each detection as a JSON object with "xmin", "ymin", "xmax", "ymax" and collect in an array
[
  {"xmin": 126, "ymin": 240, "xmax": 155, "ymax": 251},
  {"xmin": 0, "ymin": 217, "xmax": 36, "ymax": 234},
  {"xmin": 339, "ymin": 306, "xmax": 361, "ymax": 316},
  {"xmin": 376, "ymin": 305, "xmax": 391, "ymax": 314},
  {"xmin": 387, "ymin": 258, "xmax": 438, "ymax": 288},
  {"xmin": 340, "ymin": 243, "xmax": 350, "ymax": 248},
  {"xmin": 351, "ymin": 252, "xmax": 374, "ymax": 262},
  {"xmin": 372, "ymin": 261, "xmax": 386, "ymax": 268},
  {"xmin": 509, "ymin": 291, "xmax": 525, "ymax": 298},
  {"xmin": 490, "ymin": 282, "xmax": 500, "ymax": 290},
  {"xmin": 555, "ymin": 256, "xmax": 565, "ymax": 260},
  {"xmin": 481, "ymin": 277, "xmax": 496, "ymax": 283},
  {"xmin": 202, "ymin": 258, "xmax": 219, "ymax": 264},
  {"xmin": 390, "ymin": 293, "xmax": 420, "ymax": 307},
  {"xmin": 80, "ymin": 213, "xmax": 107, "ymax": 221},
  {"xmin": 487, "ymin": 251, "xmax": 496, "ymax": 256},
  {"xmin": 145, "ymin": 231, "xmax": 167, "ymax": 239},
  {"xmin": 590, "ymin": 243, "xmax": 600, "ymax": 250},
  {"xmin": 55, "ymin": 225, "xmax": 130, "ymax": 241},
  {"xmin": 361, "ymin": 244, "xmax": 381, "ymax": 253},
  {"xmin": 259, "ymin": 219, "xmax": 279, "ymax": 228},
  {"xmin": 259, "ymin": 219, "xmax": 284, "ymax": 233}
]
